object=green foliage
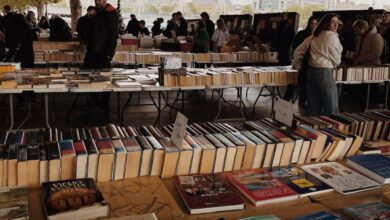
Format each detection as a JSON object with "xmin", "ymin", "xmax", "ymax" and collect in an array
[{"xmin": 241, "ymin": 4, "xmax": 254, "ymax": 14}]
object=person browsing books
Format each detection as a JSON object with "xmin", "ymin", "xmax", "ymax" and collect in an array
[
  {"xmin": 211, "ymin": 19, "xmax": 229, "ymax": 52},
  {"xmin": 293, "ymin": 13, "xmax": 343, "ymax": 116},
  {"xmin": 353, "ymin": 20, "xmax": 384, "ymax": 65}
]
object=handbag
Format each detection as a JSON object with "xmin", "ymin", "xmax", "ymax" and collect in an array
[{"xmin": 298, "ymin": 41, "xmax": 311, "ymax": 88}]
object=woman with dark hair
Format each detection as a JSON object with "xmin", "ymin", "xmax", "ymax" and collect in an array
[
  {"xmin": 192, "ymin": 21, "xmax": 210, "ymax": 53},
  {"xmin": 38, "ymin": 16, "xmax": 50, "ymax": 30},
  {"xmin": 293, "ymin": 13, "xmax": 343, "ymax": 116},
  {"xmin": 211, "ymin": 19, "xmax": 229, "ymax": 52},
  {"xmin": 292, "ymin": 16, "xmax": 318, "ymax": 52}
]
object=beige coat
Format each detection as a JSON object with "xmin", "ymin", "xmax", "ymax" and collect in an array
[{"xmin": 354, "ymin": 26, "xmax": 384, "ymax": 65}]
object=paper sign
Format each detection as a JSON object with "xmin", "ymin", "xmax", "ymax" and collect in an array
[
  {"xmin": 171, "ymin": 112, "xmax": 188, "ymax": 148},
  {"xmin": 274, "ymin": 98, "xmax": 293, "ymax": 127}
]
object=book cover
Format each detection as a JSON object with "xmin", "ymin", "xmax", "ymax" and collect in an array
[
  {"xmin": 294, "ymin": 211, "xmax": 340, "ymax": 220},
  {"xmin": 347, "ymin": 154, "xmax": 390, "ymax": 184},
  {"xmin": 269, "ymin": 167, "xmax": 333, "ymax": 197},
  {"xmin": 342, "ymin": 202, "xmax": 390, "ymax": 220},
  {"xmin": 174, "ymin": 174, "xmax": 245, "ymax": 214},
  {"xmin": 58, "ymin": 140, "xmax": 75, "ymax": 156},
  {"xmin": 226, "ymin": 169, "xmax": 298, "ymax": 206},
  {"xmin": 301, "ymin": 162, "xmax": 380, "ymax": 195},
  {"xmin": 0, "ymin": 187, "xmax": 29, "ymax": 220},
  {"xmin": 41, "ymin": 178, "xmax": 108, "ymax": 218}
]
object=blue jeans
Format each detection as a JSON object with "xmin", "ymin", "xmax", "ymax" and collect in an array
[{"xmin": 306, "ymin": 66, "xmax": 339, "ymax": 116}]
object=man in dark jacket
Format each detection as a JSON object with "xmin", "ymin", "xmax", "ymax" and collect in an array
[
  {"xmin": 276, "ymin": 12, "xmax": 295, "ymax": 65},
  {"xmin": 3, "ymin": 5, "xmax": 23, "ymax": 61},
  {"xmin": 126, "ymin": 14, "xmax": 139, "ymax": 36},
  {"xmin": 84, "ymin": 0, "xmax": 118, "ymax": 69},
  {"xmin": 201, "ymin": 12, "xmax": 215, "ymax": 50},
  {"xmin": 77, "ymin": 6, "xmax": 96, "ymax": 44},
  {"xmin": 176, "ymin": 11, "xmax": 187, "ymax": 36}
]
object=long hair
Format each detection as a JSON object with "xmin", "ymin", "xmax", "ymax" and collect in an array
[
  {"xmin": 305, "ymin": 16, "xmax": 318, "ymax": 32},
  {"xmin": 216, "ymin": 18, "xmax": 226, "ymax": 30},
  {"xmin": 313, "ymin": 13, "xmax": 338, "ymax": 37}
]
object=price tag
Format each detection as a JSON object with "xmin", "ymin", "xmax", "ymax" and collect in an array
[
  {"xmin": 274, "ymin": 98, "xmax": 294, "ymax": 127},
  {"xmin": 171, "ymin": 112, "xmax": 188, "ymax": 148}
]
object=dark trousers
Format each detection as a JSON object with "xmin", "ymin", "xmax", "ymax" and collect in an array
[{"xmin": 306, "ymin": 66, "xmax": 338, "ymax": 116}]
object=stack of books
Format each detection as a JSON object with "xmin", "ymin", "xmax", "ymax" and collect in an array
[
  {"xmin": 0, "ymin": 118, "xmax": 365, "ymax": 186},
  {"xmin": 342, "ymin": 66, "xmax": 389, "ymax": 82},
  {"xmin": 33, "ymin": 41, "xmax": 82, "ymax": 51},
  {"xmin": 294, "ymin": 111, "xmax": 390, "ymax": 142}
]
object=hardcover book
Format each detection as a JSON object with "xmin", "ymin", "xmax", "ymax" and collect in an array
[
  {"xmin": 294, "ymin": 211, "xmax": 340, "ymax": 220},
  {"xmin": 346, "ymin": 154, "xmax": 390, "ymax": 184},
  {"xmin": 174, "ymin": 174, "xmax": 245, "ymax": 214},
  {"xmin": 41, "ymin": 178, "xmax": 108, "ymax": 220},
  {"xmin": 301, "ymin": 162, "xmax": 381, "ymax": 195},
  {"xmin": 269, "ymin": 166, "xmax": 333, "ymax": 197},
  {"xmin": 342, "ymin": 202, "xmax": 390, "ymax": 220},
  {"xmin": 226, "ymin": 169, "xmax": 298, "ymax": 206},
  {"xmin": 0, "ymin": 187, "xmax": 29, "ymax": 220}
]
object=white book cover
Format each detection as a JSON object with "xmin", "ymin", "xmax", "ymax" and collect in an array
[{"xmin": 301, "ymin": 162, "xmax": 380, "ymax": 195}]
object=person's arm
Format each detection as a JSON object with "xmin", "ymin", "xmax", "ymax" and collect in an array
[
  {"xmin": 328, "ymin": 34, "xmax": 343, "ymax": 67},
  {"xmin": 355, "ymin": 34, "xmax": 384, "ymax": 64},
  {"xmin": 211, "ymin": 29, "xmax": 218, "ymax": 42},
  {"xmin": 293, "ymin": 36, "xmax": 311, "ymax": 70},
  {"xmin": 106, "ymin": 12, "xmax": 119, "ymax": 60}
]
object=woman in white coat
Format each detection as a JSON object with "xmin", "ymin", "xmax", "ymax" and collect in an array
[{"xmin": 211, "ymin": 19, "xmax": 230, "ymax": 52}]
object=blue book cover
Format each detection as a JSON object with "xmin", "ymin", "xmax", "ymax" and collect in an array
[
  {"xmin": 342, "ymin": 202, "xmax": 390, "ymax": 219},
  {"xmin": 347, "ymin": 154, "xmax": 390, "ymax": 183},
  {"xmin": 14, "ymin": 131, "xmax": 24, "ymax": 145},
  {"xmin": 58, "ymin": 140, "xmax": 75, "ymax": 156},
  {"xmin": 294, "ymin": 211, "xmax": 340, "ymax": 220},
  {"xmin": 269, "ymin": 166, "xmax": 333, "ymax": 197}
]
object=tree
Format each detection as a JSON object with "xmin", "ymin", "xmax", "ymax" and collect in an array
[
  {"xmin": 241, "ymin": 4, "xmax": 254, "ymax": 14},
  {"xmin": 70, "ymin": 0, "xmax": 81, "ymax": 32}
]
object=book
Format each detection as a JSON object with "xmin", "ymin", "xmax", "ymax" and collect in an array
[
  {"xmin": 294, "ymin": 211, "xmax": 340, "ymax": 220},
  {"xmin": 239, "ymin": 216, "xmax": 281, "ymax": 220},
  {"xmin": 41, "ymin": 178, "xmax": 108, "ymax": 220},
  {"xmin": 174, "ymin": 174, "xmax": 245, "ymax": 214},
  {"xmin": 301, "ymin": 162, "xmax": 381, "ymax": 195},
  {"xmin": 269, "ymin": 166, "xmax": 333, "ymax": 197},
  {"xmin": 226, "ymin": 169, "xmax": 298, "ymax": 206},
  {"xmin": 48, "ymin": 142, "xmax": 61, "ymax": 182},
  {"xmin": 107, "ymin": 213, "xmax": 157, "ymax": 220},
  {"xmin": 0, "ymin": 187, "xmax": 29, "ymax": 220},
  {"xmin": 58, "ymin": 140, "xmax": 76, "ymax": 180},
  {"xmin": 346, "ymin": 154, "xmax": 390, "ymax": 184},
  {"xmin": 84, "ymin": 139, "xmax": 98, "ymax": 181},
  {"xmin": 95, "ymin": 139, "xmax": 115, "ymax": 182},
  {"xmin": 342, "ymin": 202, "xmax": 390, "ymax": 220}
]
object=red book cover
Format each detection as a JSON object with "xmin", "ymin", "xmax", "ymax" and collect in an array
[
  {"xmin": 226, "ymin": 169, "xmax": 298, "ymax": 206},
  {"xmin": 95, "ymin": 139, "xmax": 114, "ymax": 154},
  {"xmin": 174, "ymin": 174, "xmax": 245, "ymax": 214},
  {"xmin": 74, "ymin": 140, "xmax": 87, "ymax": 155},
  {"xmin": 90, "ymin": 127, "xmax": 102, "ymax": 139}
]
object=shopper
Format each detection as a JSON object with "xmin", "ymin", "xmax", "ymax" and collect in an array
[
  {"xmin": 151, "ymin": 18, "xmax": 163, "ymax": 36},
  {"xmin": 77, "ymin": 6, "xmax": 97, "ymax": 44},
  {"xmin": 26, "ymin": 11, "xmax": 39, "ymax": 33},
  {"xmin": 3, "ymin": 5, "xmax": 21, "ymax": 61},
  {"xmin": 138, "ymin": 20, "xmax": 150, "ymax": 36},
  {"xmin": 378, "ymin": 12, "xmax": 390, "ymax": 64},
  {"xmin": 49, "ymin": 15, "xmax": 72, "ymax": 41},
  {"xmin": 201, "ymin": 12, "xmax": 215, "ymax": 41},
  {"xmin": 192, "ymin": 21, "xmax": 210, "ymax": 53},
  {"xmin": 292, "ymin": 16, "xmax": 318, "ymax": 53},
  {"xmin": 38, "ymin": 16, "xmax": 50, "ymax": 30},
  {"xmin": 276, "ymin": 12, "xmax": 295, "ymax": 65},
  {"xmin": 284, "ymin": 16, "xmax": 318, "ymax": 105},
  {"xmin": 163, "ymin": 13, "xmax": 178, "ymax": 39},
  {"xmin": 83, "ymin": 0, "xmax": 118, "ymax": 69},
  {"xmin": 176, "ymin": 11, "xmax": 188, "ymax": 37},
  {"xmin": 353, "ymin": 20, "xmax": 383, "ymax": 65},
  {"xmin": 126, "ymin": 14, "xmax": 139, "ymax": 36},
  {"xmin": 293, "ymin": 13, "xmax": 343, "ymax": 116},
  {"xmin": 211, "ymin": 19, "xmax": 230, "ymax": 52}
]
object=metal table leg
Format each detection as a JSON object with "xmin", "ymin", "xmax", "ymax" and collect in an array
[
  {"xmin": 117, "ymin": 92, "xmax": 121, "ymax": 124},
  {"xmin": 213, "ymin": 89, "xmax": 223, "ymax": 121},
  {"xmin": 252, "ymin": 87, "xmax": 264, "ymax": 115},
  {"xmin": 44, "ymin": 93, "xmax": 51, "ymax": 129},
  {"xmin": 8, "ymin": 94, "xmax": 14, "ymax": 131},
  {"xmin": 364, "ymin": 84, "xmax": 370, "ymax": 112},
  {"xmin": 121, "ymin": 92, "xmax": 133, "ymax": 124}
]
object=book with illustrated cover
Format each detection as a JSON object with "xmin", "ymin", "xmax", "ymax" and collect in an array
[
  {"xmin": 269, "ymin": 166, "xmax": 333, "ymax": 197},
  {"xmin": 294, "ymin": 211, "xmax": 340, "ymax": 220},
  {"xmin": 174, "ymin": 174, "xmax": 245, "ymax": 214},
  {"xmin": 41, "ymin": 178, "xmax": 108, "ymax": 220},
  {"xmin": 346, "ymin": 154, "xmax": 390, "ymax": 184},
  {"xmin": 0, "ymin": 187, "xmax": 29, "ymax": 220},
  {"xmin": 342, "ymin": 202, "xmax": 390, "ymax": 220},
  {"xmin": 226, "ymin": 169, "xmax": 298, "ymax": 206},
  {"xmin": 301, "ymin": 162, "xmax": 381, "ymax": 195}
]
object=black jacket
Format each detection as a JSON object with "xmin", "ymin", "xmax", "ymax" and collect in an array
[
  {"xmin": 176, "ymin": 18, "xmax": 188, "ymax": 36},
  {"xmin": 151, "ymin": 23, "xmax": 162, "ymax": 36},
  {"xmin": 76, "ymin": 15, "xmax": 91, "ymax": 43},
  {"xmin": 205, "ymin": 19, "xmax": 215, "ymax": 40},
  {"xmin": 126, "ymin": 18, "xmax": 139, "ymax": 36},
  {"xmin": 3, "ymin": 12, "xmax": 24, "ymax": 50},
  {"xmin": 139, "ymin": 27, "xmax": 150, "ymax": 36},
  {"xmin": 49, "ymin": 17, "xmax": 72, "ymax": 42},
  {"xmin": 163, "ymin": 20, "xmax": 177, "ymax": 38},
  {"xmin": 292, "ymin": 29, "xmax": 311, "ymax": 53},
  {"xmin": 88, "ymin": 4, "xmax": 118, "ymax": 59}
]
